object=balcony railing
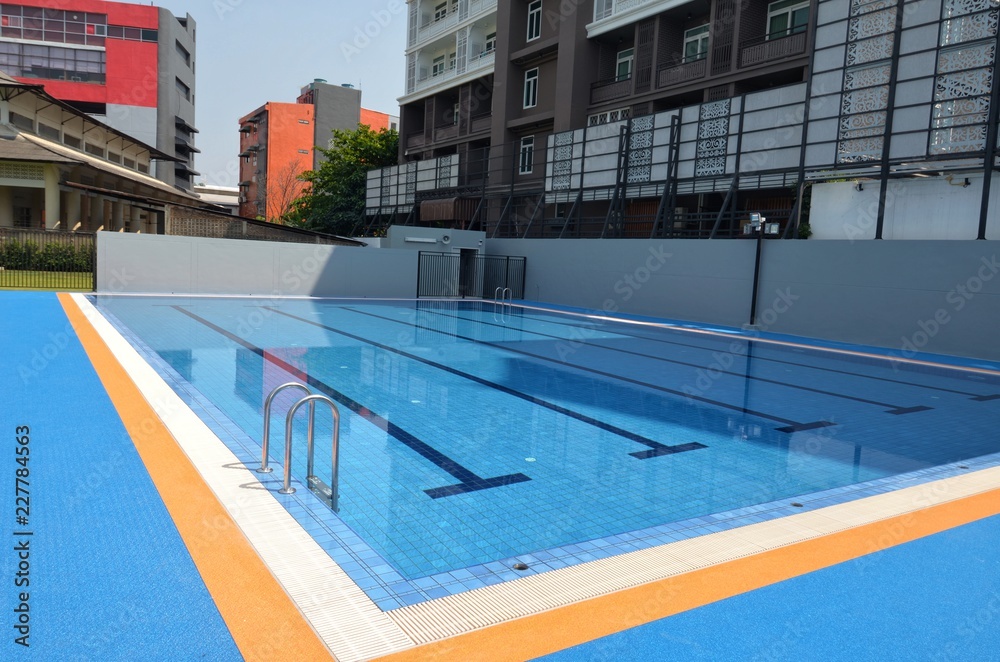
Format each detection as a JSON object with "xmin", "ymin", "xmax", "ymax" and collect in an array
[
  {"xmin": 412, "ymin": 0, "xmax": 498, "ymax": 47},
  {"xmin": 739, "ymin": 31, "xmax": 808, "ymax": 68},
  {"xmin": 593, "ymin": 0, "xmax": 658, "ymax": 23},
  {"xmin": 411, "ymin": 50, "xmax": 495, "ymax": 95},
  {"xmin": 471, "ymin": 114, "xmax": 492, "ymax": 133},
  {"xmin": 657, "ymin": 57, "xmax": 707, "ymax": 88},
  {"xmin": 406, "ymin": 133, "xmax": 427, "ymax": 150},
  {"xmin": 435, "ymin": 124, "xmax": 460, "ymax": 141},
  {"xmin": 591, "ymin": 76, "xmax": 632, "ymax": 105}
]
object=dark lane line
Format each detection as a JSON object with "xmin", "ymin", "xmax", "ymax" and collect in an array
[
  {"xmin": 424, "ymin": 302, "xmax": 999, "ymax": 400},
  {"xmin": 330, "ymin": 305, "xmax": 833, "ymax": 435},
  {"xmin": 410, "ymin": 307, "xmax": 931, "ymax": 415},
  {"xmin": 263, "ymin": 307, "xmax": 706, "ymax": 460},
  {"xmin": 171, "ymin": 306, "xmax": 531, "ymax": 499}
]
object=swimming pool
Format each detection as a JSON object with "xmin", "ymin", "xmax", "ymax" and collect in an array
[{"xmin": 92, "ymin": 296, "xmax": 1000, "ymax": 604}]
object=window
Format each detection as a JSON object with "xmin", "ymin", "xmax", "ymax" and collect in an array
[
  {"xmin": 434, "ymin": 2, "xmax": 448, "ymax": 21},
  {"xmin": 519, "ymin": 136, "xmax": 534, "ymax": 174},
  {"xmin": 485, "ymin": 31, "xmax": 496, "ymax": 54},
  {"xmin": 683, "ymin": 25, "xmax": 710, "ymax": 62},
  {"xmin": 523, "ymin": 68, "xmax": 538, "ymax": 108},
  {"xmin": 527, "ymin": 1, "xmax": 542, "ymax": 41},
  {"xmin": 616, "ymin": 48, "xmax": 633, "ymax": 81},
  {"xmin": 767, "ymin": 0, "xmax": 809, "ymax": 39},
  {"xmin": 390, "ymin": 121, "xmax": 398, "ymax": 131},
  {"xmin": 432, "ymin": 54, "xmax": 446, "ymax": 76},
  {"xmin": 175, "ymin": 40, "xmax": 190, "ymax": 66},
  {"xmin": 14, "ymin": 207, "xmax": 32, "ymax": 229},
  {"xmin": 448, "ymin": 51, "xmax": 457, "ymax": 70},
  {"xmin": 453, "ymin": 102, "xmax": 460, "ymax": 125},
  {"xmin": 175, "ymin": 77, "xmax": 190, "ymax": 101},
  {"xmin": 0, "ymin": 42, "xmax": 106, "ymax": 83}
]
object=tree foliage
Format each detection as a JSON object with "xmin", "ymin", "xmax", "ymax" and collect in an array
[{"xmin": 288, "ymin": 124, "xmax": 398, "ymax": 235}]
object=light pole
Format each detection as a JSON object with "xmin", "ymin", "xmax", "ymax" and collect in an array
[{"xmin": 747, "ymin": 212, "xmax": 780, "ymax": 326}]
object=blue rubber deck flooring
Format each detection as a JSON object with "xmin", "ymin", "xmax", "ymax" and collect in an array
[
  {"xmin": 0, "ymin": 293, "xmax": 240, "ymax": 660},
  {"xmin": 540, "ymin": 513, "xmax": 1000, "ymax": 661}
]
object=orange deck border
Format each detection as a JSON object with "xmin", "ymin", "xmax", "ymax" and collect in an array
[
  {"xmin": 378, "ymin": 485, "xmax": 1000, "ymax": 661},
  {"xmin": 58, "ymin": 293, "xmax": 333, "ymax": 661}
]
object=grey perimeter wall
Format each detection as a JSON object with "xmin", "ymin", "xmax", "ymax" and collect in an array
[
  {"xmin": 96, "ymin": 232, "xmax": 417, "ymax": 298},
  {"xmin": 488, "ymin": 239, "xmax": 1000, "ymax": 362},
  {"xmin": 96, "ymin": 233, "xmax": 1000, "ymax": 361}
]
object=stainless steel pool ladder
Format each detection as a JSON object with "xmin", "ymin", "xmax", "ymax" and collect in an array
[
  {"xmin": 258, "ymin": 383, "xmax": 342, "ymax": 512},
  {"xmin": 493, "ymin": 287, "xmax": 513, "ymax": 323}
]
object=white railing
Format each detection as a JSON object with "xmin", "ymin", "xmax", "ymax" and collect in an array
[
  {"xmin": 412, "ymin": 0, "xmax": 497, "ymax": 48},
  {"xmin": 411, "ymin": 50, "xmax": 495, "ymax": 95},
  {"xmin": 593, "ymin": 0, "xmax": 667, "ymax": 23}
]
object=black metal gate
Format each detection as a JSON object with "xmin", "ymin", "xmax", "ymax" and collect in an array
[
  {"xmin": 0, "ymin": 228, "xmax": 95, "ymax": 291},
  {"xmin": 417, "ymin": 251, "xmax": 526, "ymax": 299}
]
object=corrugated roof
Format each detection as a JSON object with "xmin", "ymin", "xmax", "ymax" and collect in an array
[{"xmin": 0, "ymin": 124, "xmax": 82, "ymax": 164}]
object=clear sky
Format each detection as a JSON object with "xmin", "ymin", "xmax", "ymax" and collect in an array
[{"xmin": 154, "ymin": 0, "xmax": 407, "ymax": 187}]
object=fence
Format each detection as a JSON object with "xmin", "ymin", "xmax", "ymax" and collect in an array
[
  {"xmin": 0, "ymin": 228, "xmax": 95, "ymax": 290},
  {"xmin": 417, "ymin": 252, "xmax": 526, "ymax": 299}
]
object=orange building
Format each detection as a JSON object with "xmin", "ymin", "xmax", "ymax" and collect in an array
[
  {"xmin": 238, "ymin": 103, "xmax": 314, "ymax": 220},
  {"xmin": 238, "ymin": 80, "xmax": 398, "ymax": 221},
  {"xmin": 360, "ymin": 108, "xmax": 399, "ymax": 132}
]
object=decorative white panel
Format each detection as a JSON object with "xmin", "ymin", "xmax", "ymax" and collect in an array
[
  {"xmin": 940, "ymin": 12, "xmax": 1000, "ymax": 46},
  {"xmin": 937, "ymin": 41, "xmax": 996, "ymax": 73},
  {"xmin": 851, "ymin": 0, "xmax": 896, "ymax": 16},
  {"xmin": 552, "ymin": 131, "xmax": 575, "ymax": 190},
  {"xmin": 846, "ymin": 34, "xmax": 896, "ymax": 65},
  {"xmin": 929, "ymin": 124, "xmax": 987, "ymax": 153},
  {"xmin": 626, "ymin": 116, "xmax": 654, "ymax": 184},
  {"xmin": 844, "ymin": 63, "xmax": 892, "ymax": 89},
  {"xmin": 848, "ymin": 7, "xmax": 898, "ymax": 40},
  {"xmin": 695, "ymin": 100, "xmax": 730, "ymax": 177}
]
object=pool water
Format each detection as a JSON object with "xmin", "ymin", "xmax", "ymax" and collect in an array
[{"xmin": 93, "ymin": 296, "xmax": 1000, "ymax": 580}]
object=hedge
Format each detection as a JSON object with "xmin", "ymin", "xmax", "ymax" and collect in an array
[{"xmin": 0, "ymin": 240, "xmax": 94, "ymax": 273}]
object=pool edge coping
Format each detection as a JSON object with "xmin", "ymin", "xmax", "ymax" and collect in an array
[{"xmin": 70, "ymin": 293, "xmax": 1000, "ymax": 661}]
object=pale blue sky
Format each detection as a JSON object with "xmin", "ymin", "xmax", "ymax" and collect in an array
[{"xmin": 155, "ymin": 0, "xmax": 407, "ymax": 187}]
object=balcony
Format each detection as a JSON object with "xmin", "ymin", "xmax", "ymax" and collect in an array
[
  {"xmin": 411, "ymin": 0, "xmax": 498, "ymax": 48},
  {"xmin": 471, "ymin": 114, "xmax": 492, "ymax": 133},
  {"xmin": 657, "ymin": 57, "xmax": 707, "ymax": 89},
  {"xmin": 411, "ymin": 50, "xmax": 495, "ymax": 95},
  {"xmin": 739, "ymin": 31, "xmax": 808, "ymax": 69},
  {"xmin": 590, "ymin": 0, "xmax": 669, "ymax": 36},
  {"xmin": 591, "ymin": 76, "xmax": 632, "ymax": 105},
  {"xmin": 406, "ymin": 133, "xmax": 427, "ymax": 150},
  {"xmin": 435, "ymin": 124, "xmax": 460, "ymax": 142}
]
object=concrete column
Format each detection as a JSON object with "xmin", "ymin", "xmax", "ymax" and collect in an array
[
  {"xmin": 111, "ymin": 201, "xmax": 124, "ymax": 231},
  {"xmin": 43, "ymin": 165, "xmax": 60, "ymax": 229},
  {"xmin": 0, "ymin": 187, "xmax": 12, "ymax": 227},
  {"xmin": 65, "ymin": 191, "xmax": 81, "ymax": 231},
  {"xmin": 89, "ymin": 195, "xmax": 103, "ymax": 231},
  {"xmin": 130, "ymin": 205, "xmax": 142, "ymax": 233}
]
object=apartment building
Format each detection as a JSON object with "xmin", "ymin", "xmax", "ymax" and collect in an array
[
  {"xmin": 0, "ymin": 1, "xmax": 198, "ymax": 191},
  {"xmin": 239, "ymin": 80, "xmax": 399, "ymax": 220},
  {"xmin": 369, "ymin": 0, "xmax": 1000, "ymax": 241}
]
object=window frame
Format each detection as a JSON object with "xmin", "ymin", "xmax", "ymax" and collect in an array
[
  {"xmin": 485, "ymin": 31, "xmax": 497, "ymax": 54},
  {"xmin": 527, "ymin": 0, "xmax": 542, "ymax": 41},
  {"xmin": 523, "ymin": 67, "xmax": 539, "ymax": 109},
  {"xmin": 432, "ymin": 54, "xmax": 446, "ymax": 77},
  {"xmin": 683, "ymin": 25, "xmax": 710, "ymax": 63},
  {"xmin": 434, "ymin": 2, "xmax": 448, "ymax": 22},
  {"xmin": 616, "ymin": 47, "xmax": 634, "ymax": 81},
  {"xmin": 519, "ymin": 135, "xmax": 535, "ymax": 174},
  {"xmin": 766, "ymin": 0, "xmax": 809, "ymax": 39}
]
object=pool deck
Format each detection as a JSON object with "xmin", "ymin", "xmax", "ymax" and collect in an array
[{"xmin": 2, "ymin": 290, "xmax": 999, "ymax": 661}]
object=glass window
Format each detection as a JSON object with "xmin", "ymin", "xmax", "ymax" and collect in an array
[
  {"xmin": 434, "ymin": 2, "xmax": 447, "ymax": 21},
  {"xmin": 683, "ymin": 25, "xmax": 710, "ymax": 62},
  {"xmin": 527, "ymin": 0, "xmax": 542, "ymax": 41},
  {"xmin": 485, "ymin": 31, "xmax": 496, "ymax": 53},
  {"xmin": 519, "ymin": 136, "xmax": 534, "ymax": 174},
  {"xmin": 767, "ymin": 0, "xmax": 809, "ymax": 39},
  {"xmin": 523, "ymin": 68, "xmax": 538, "ymax": 108},
  {"xmin": 616, "ymin": 48, "xmax": 633, "ymax": 81},
  {"xmin": 448, "ymin": 51, "xmax": 456, "ymax": 70},
  {"xmin": 432, "ymin": 54, "xmax": 445, "ymax": 76}
]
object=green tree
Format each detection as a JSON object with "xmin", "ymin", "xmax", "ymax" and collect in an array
[{"xmin": 288, "ymin": 124, "xmax": 398, "ymax": 235}]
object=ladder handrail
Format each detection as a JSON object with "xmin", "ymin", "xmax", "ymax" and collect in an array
[
  {"xmin": 279, "ymin": 394, "xmax": 342, "ymax": 512},
  {"xmin": 258, "ymin": 382, "xmax": 310, "ymax": 474}
]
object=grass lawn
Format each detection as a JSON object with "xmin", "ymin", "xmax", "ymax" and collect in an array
[{"xmin": 0, "ymin": 269, "xmax": 93, "ymax": 291}]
